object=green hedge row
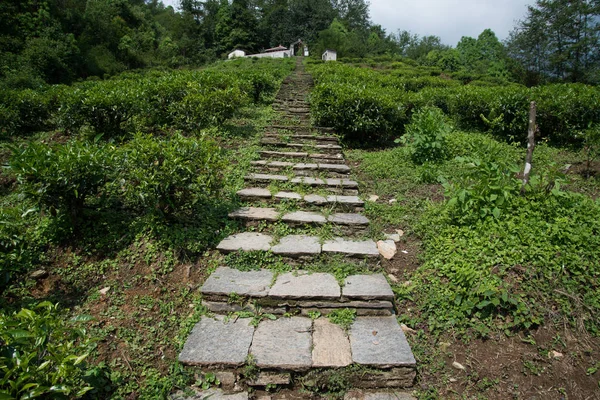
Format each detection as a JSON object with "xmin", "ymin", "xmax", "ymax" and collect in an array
[
  {"xmin": 1, "ymin": 58, "xmax": 294, "ymax": 138},
  {"xmin": 309, "ymin": 62, "xmax": 600, "ymax": 145}
]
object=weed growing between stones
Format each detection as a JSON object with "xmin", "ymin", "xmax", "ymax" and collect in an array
[{"xmin": 328, "ymin": 308, "xmax": 357, "ymax": 331}]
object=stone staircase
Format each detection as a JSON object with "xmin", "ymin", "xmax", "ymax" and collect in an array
[{"xmin": 177, "ymin": 59, "xmax": 416, "ymax": 400}]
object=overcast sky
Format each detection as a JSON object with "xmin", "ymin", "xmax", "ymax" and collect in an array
[{"xmin": 160, "ymin": 0, "xmax": 533, "ymax": 46}]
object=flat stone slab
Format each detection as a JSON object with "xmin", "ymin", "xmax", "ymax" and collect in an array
[
  {"xmin": 201, "ymin": 267, "xmax": 274, "ymax": 298},
  {"xmin": 345, "ymin": 391, "xmax": 416, "ymax": 400},
  {"xmin": 260, "ymin": 151, "xmax": 308, "ymax": 158},
  {"xmin": 282, "ymin": 211, "xmax": 326, "ymax": 224},
  {"xmin": 328, "ymin": 213, "xmax": 369, "ymax": 226},
  {"xmin": 322, "ymin": 238, "xmax": 380, "ymax": 258},
  {"xmin": 269, "ymin": 272, "xmax": 340, "ymax": 299},
  {"xmin": 271, "ymin": 235, "xmax": 321, "ymax": 256},
  {"xmin": 327, "ymin": 195, "xmax": 364, "ymax": 206},
  {"xmin": 250, "ymin": 317, "xmax": 312, "ymax": 370},
  {"xmin": 245, "ymin": 173, "xmax": 288, "ymax": 182},
  {"xmin": 268, "ymin": 161, "xmax": 295, "ymax": 168},
  {"xmin": 294, "ymin": 163, "xmax": 319, "ymax": 170},
  {"xmin": 275, "ymin": 191, "xmax": 302, "ymax": 200},
  {"xmin": 316, "ymin": 144, "xmax": 342, "ymax": 150},
  {"xmin": 291, "ymin": 176, "xmax": 326, "ymax": 185},
  {"xmin": 304, "ymin": 194, "xmax": 327, "ymax": 204},
  {"xmin": 349, "ymin": 317, "xmax": 416, "ymax": 368},
  {"xmin": 229, "ymin": 207, "xmax": 279, "ymax": 221},
  {"xmin": 319, "ymin": 163, "xmax": 351, "ymax": 172},
  {"xmin": 343, "ymin": 274, "xmax": 395, "ymax": 301},
  {"xmin": 312, "ymin": 318, "xmax": 352, "ymax": 367},
  {"xmin": 216, "ymin": 232, "xmax": 273, "ymax": 252},
  {"xmin": 326, "ymin": 178, "xmax": 359, "ymax": 188},
  {"xmin": 237, "ymin": 188, "xmax": 271, "ymax": 198},
  {"xmin": 171, "ymin": 389, "xmax": 248, "ymax": 400},
  {"xmin": 179, "ymin": 316, "xmax": 254, "ymax": 367}
]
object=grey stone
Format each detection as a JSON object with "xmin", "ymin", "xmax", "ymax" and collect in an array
[
  {"xmin": 229, "ymin": 207, "xmax": 279, "ymax": 222},
  {"xmin": 327, "ymin": 195, "xmax": 364, "ymax": 206},
  {"xmin": 384, "ymin": 233, "xmax": 401, "ymax": 242},
  {"xmin": 351, "ymin": 368, "xmax": 416, "ymax": 389},
  {"xmin": 179, "ymin": 316, "xmax": 254, "ymax": 367},
  {"xmin": 201, "ymin": 267, "xmax": 274, "ymax": 298},
  {"xmin": 214, "ymin": 371, "xmax": 237, "ymax": 389},
  {"xmin": 349, "ymin": 317, "xmax": 416, "ymax": 368},
  {"xmin": 246, "ymin": 173, "xmax": 288, "ymax": 182},
  {"xmin": 247, "ymin": 372, "xmax": 291, "ymax": 387},
  {"xmin": 345, "ymin": 390, "xmax": 416, "ymax": 400},
  {"xmin": 326, "ymin": 178, "xmax": 359, "ymax": 188},
  {"xmin": 322, "ymin": 238, "xmax": 379, "ymax": 258},
  {"xmin": 343, "ymin": 274, "xmax": 395, "ymax": 301},
  {"xmin": 304, "ymin": 194, "xmax": 327, "ymax": 204},
  {"xmin": 282, "ymin": 211, "xmax": 326, "ymax": 224},
  {"xmin": 291, "ymin": 177, "xmax": 326, "ymax": 185},
  {"xmin": 294, "ymin": 163, "xmax": 319, "ymax": 170},
  {"xmin": 319, "ymin": 164, "xmax": 351, "ymax": 173},
  {"xmin": 271, "ymin": 235, "xmax": 321, "ymax": 257},
  {"xmin": 251, "ymin": 160, "xmax": 268, "ymax": 166},
  {"xmin": 268, "ymin": 161, "xmax": 294, "ymax": 168},
  {"xmin": 30, "ymin": 269, "xmax": 48, "ymax": 279},
  {"xmin": 202, "ymin": 301, "xmax": 252, "ymax": 314},
  {"xmin": 312, "ymin": 318, "xmax": 352, "ymax": 367},
  {"xmin": 250, "ymin": 317, "xmax": 312, "ymax": 370},
  {"xmin": 171, "ymin": 388, "xmax": 248, "ymax": 400},
  {"xmin": 216, "ymin": 232, "xmax": 273, "ymax": 253},
  {"xmin": 269, "ymin": 271, "xmax": 340, "ymax": 299},
  {"xmin": 237, "ymin": 188, "xmax": 272, "ymax": 199},
  {"xmin": 260, "ymin": 151, "xmax": 308, "ymax": 158},
  {"xmin": 316, "ymin": 144, "xmax": 342, "ymax": 150},
  {"xmin": 310, "ymin": 153, "xmax": 344, "ymax": 160},
  {"xmin": 377, "ymin": 240, "xmax": 397, "ymax": 260},
  {"xmin": 297, "ymin": 300, "xmax": 394, "ymax": 310},
  {"xmin": 274, "ymin": 191, "xmax": 302, "ymax": 201},
  {"xmin": 301, "ymin": 308, "xmax": 392, "ymax": 317},
  {"xmin": 328, "ymin": 213, "xmax": 370, "ymax": 226}
]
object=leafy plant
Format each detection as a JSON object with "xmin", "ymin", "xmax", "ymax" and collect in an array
[
  {"xmin": 0, "ymin": 302, "xmax": 97, "ymax": 399},
  {"xmin": 328, "ymin": 309, "xmax": 356, "ymax": 331},
  {"xmin": 400, "ymin": 106, "xmax": 451, "ymax": 165}
]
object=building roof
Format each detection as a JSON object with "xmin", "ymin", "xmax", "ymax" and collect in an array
[{"xmin": 265, "ymin": 45, "xmax": 288, "ymax": 53}]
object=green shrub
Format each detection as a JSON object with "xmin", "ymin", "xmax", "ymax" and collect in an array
[
  {"xmin": 400, "ymin": 106, "xmax": 451, "ymax": 164},
  {"xmin": 0, "ymin": 302, "xmax": 96, "ymax": 398},
  {"xmin": 109, "ymin": 133, "xmax": 225, "ymax": 217},
  {"xmin": 9, "ymin": 140, "xmax": 113, "ymax": 229}
]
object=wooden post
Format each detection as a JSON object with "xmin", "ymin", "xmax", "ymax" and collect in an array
[{"xmin": 521, "ymin": 101, "xmax": 537, "ymax": 194}]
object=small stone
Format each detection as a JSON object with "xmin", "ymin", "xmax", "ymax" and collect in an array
[
  {"xmin": 377, "ymin": 240, "xmax": 397, "ymax": 260},
  {"xmin": 271, "ymin": 235, "xmax": 321, "ymax": 257},
  {"xmin": 449, "ymin": 378, "xmax": 458, "ymax": 383},
  {"xmin": 384, "ymin": 233, "xmax": 401, "ymax": 242},
  {"xmin": 99, "ymin": 287, "xmax": 110, "ymax": 295},
  {"xmin": 214, "ymin": 371, "xmax": 237, "ymax": 389},
  {"xmin": 368, "ymin": 195, "xmax": 380, "ymax": 202},
  {"xmin": 30, "ymin": 270, "xmax": 48, "ymax": 280},
  {"xmin": 387, "ymin": 274, "xmax": 399, "ymax": 283},
  {"xmin": 389, "ymin": 199, "xmax": 397, "ymax": 204},
  {"xmin": 397, "ymin": 229, "xmax": 405, "ymax": 237},
  {"xmin": 549, "ymin": 350, "xmax": 564, "ymax": 359},
  {"xmin": 439, "ymin": 342, "xmax": 451, "ymax": 352},
  {"xmin": 403, "ymin": 281, "xmax": 412, "ymax": 287},
  {"xmin": 400, "ymin": 324, "xmax": 416, "ymax": 334},
  {"xmin": 312, "ymin": 318, "xmax": 352, "ymax": 367},
  {"xmin": 250, "ymin": 317, "xmax": 312, "ymax": 370},
  {"xmin": 452, "ymin": 361, "xmax": 466, "ymax": 371},
  {"xmin": 216, "ymin": 232, "xmax": 273, "ymax": 253},
  {"xmin": 247, "ymin": 372, "xmax": 291, "ymax": 386},
  {"xmin": 269, "ymin": 271, "xmax": 340, "ymax": 299}
]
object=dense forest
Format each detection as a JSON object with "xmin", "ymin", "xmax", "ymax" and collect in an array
[{"xmin": 1, "ymin": 0, "xmax": 599, "ymax": 89}]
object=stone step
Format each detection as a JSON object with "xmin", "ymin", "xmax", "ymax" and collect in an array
[
  {"xmin": 216, "ymin": 233, "xmax": 379, "ymax": 259},
  {"xmin": 270, "ymin": 125, "xmax": 334, "ymax": 134},
  {"xmin": 172, "ymin": 389, "xmax": 416, "ymax": 400},
  {"xmin": 250, "ymin": 160, "xmax": 351, "ymax": 174},
  {"xmin": 179, "ymin": 315, "xmax": 416, "ymax": 386},
  {"xmin": 201, "ymin": 268, "xmax": 394, "ymax": 315},
  {"xmin": 228, "ymin": 207, "xmax": 369, "ymax": 229},
  {"xmin": 237, "ymin": 188, "xmax": 364, "ymax": 208},
  {"xmin": 259, "ymin": 150, "xmax": 344, "ymax": 162},
  {"xmin": 245, "ymin": 174, "xmax": 358, "ymax": 189},
  {"xmin": 263, "ymin": 133, "xmax": 338, "ymax": 143},
  {"xmin": 260, "ymin": 141, "xmax": 342, "ymax": 154}
]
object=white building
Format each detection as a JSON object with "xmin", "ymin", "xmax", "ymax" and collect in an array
[
  {"xmin": 247, "ymin": 45, "xmax": 290, "ymax": 59},
  {"xmin": 228, "ymin": 49, "xmax": 246, "ymax": 59},
  {"xmin": 322, "ymin": 49, "xmax": 337, "ymax": 62}
]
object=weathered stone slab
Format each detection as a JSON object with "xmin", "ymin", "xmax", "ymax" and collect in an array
[
  {"xmin": 326, "ymin": 178, "xmax": 359, "ymax": 188},
  {"xmin": 319, "ymin": 164, "xmax": 351, "ymax": 173},
  {"xmin": 250, "ymin": 317, "xmax": 312, "ymax": 370},
  {"xmin": 311, "ymin": 153, "xmax": 344, "ymax": 160},
  {"xmin": 229, "ymin": 207, "xmax": 279, "ymax": 222},
  {"xmin": 328, "ymin": 213, "xmax": 369, "ymax": 226},
  {"xmin": 171, "ymin": 389, "xmax": 248, "ymax": 400},
  {"xmin": 201, "ymin": 267, "xmax": 274, "ymax": 298},
  {"xmin": 202, "ymin": 301, "xmax": 253, "ymax": 313},
  {"xmin": 343, "ymin": 274, "xmax": 394, "ymax": 301},
  {"xmin": 294, "ymin": 163, "xmax": 319, "ymax": 170},
  {"xmin": 179, "ymin": 316, "xmax": 254, "ymax": 367},
  {"xmin": 316, "ymin": 144, "xmax": 342, "ymax": 150},
  {"xmin": 247, "ymin": 372, "xmax": 291, "ymax": 387},
  {"xmin": 260, "ymin": 151, "xmax": 308, "ymax": 158},
  {"xmin": 282, "ymin": 211, "xmax": 326, "ymax": 224},
  {"xmin": 301, "ymin": 308, "xmax": 393, "ymax": 317},
  {"xmin": 269, "ymin": 272, "xmax": 340, "ymax": 299},
  {"xmin": 312, "ymin": 318, "xmax": 352, "ymax": 367},
  {"xmin": 327, "ymin": 195, "xmax": 364, "ymax": 206},
  {"xmin": 274, "ymin": 191, "xmax": 302, "ymax": 201},
  {"xmin": 269, "ymin": 161, "xmax": 295, "ymax": 168},
  {"xmin": 251, "ymin": 160, "xmax": 268, "ymax": 166},
  {"xmin": 298, "ymin": 300, "xmax": 394, "ymax": 309},
  {"xmin": 322, "ymin": 238, "xmax": 379, "ymax": 258},
  {"xmin": 291, "ymin": 176, "xmax": 326, "ymax": 185},
  {"xmin": 345, "ymin": 390, "xmax": 416, "ymax": 400},
  {"xmin": 246, "ymin": 173, "xmax": 288, "ymax": 182},
  {"xmin": 237, "ymin": 188, "xmax": 272, "ymax": 199},
  {"xmin": 351, "ymin": 368, "xmax": 416, "ymax": 389},
  {"xmin": 271, "ymin": 235, "xmax": 321, "ymax": 257},
  {"xmin": 216, "ymin": 232, "xmax": 273, "ymax": 253},
  {"xmin": 349, "ymin": 317, "xmax": 416, "ymax": 368},
  {"xmin": 304, "ymin": 194, "xmax": 327, "ymax": 205}
]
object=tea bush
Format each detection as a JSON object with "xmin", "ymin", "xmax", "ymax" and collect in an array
[
  {"xmin": 400, "ymin": 106, "xmax": 451, "ymax": 164},
  {"xmin": 0, "ymin": 302, "xmax": 97, "ymax": 398}
]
